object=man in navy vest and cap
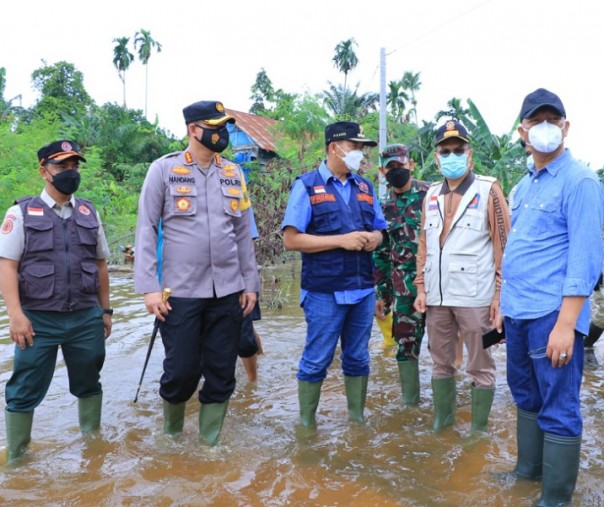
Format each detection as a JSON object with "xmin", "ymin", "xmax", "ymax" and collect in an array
[
  {"xmin": 282, "ymin": 121, "xmax": 386, "ymax": 427},
  {"xmin": 0, "ymin": 140, "xmax": 112, "ymax": 462}
]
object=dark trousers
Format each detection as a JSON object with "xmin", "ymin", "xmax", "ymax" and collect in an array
[
  {"xmin": 5, "ymin": 308, "xmax": 105, "ymax": 412},
  {"xmin": 238, "ymin": 297, "xmax": 261, "ymax": 358},
  {"xmin": 159, "ymin": 293, "xmax": 242, "ymax": 404}
]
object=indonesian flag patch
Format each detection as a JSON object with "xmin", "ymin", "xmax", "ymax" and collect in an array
[{"xmin": 27, "ymin": 207, "xmax": 44, "ymax": 216}]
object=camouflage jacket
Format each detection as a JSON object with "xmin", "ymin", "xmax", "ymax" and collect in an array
[{"xmin": 374, "ymin": 179, "xmax": 429, "ymax": 304}]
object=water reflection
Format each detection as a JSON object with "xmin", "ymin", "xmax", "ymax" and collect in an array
[{"xmin": 0, "ymin": 262, "xmax": 603, "ymax": 506}]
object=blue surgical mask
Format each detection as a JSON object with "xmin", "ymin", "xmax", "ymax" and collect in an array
[{"xmin": 438, "ymin": 153, "xmax": 468, "ymax": 179}]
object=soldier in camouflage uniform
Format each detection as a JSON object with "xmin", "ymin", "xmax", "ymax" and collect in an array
[{"xmin": 374, "ymin": 144, "xmax": 429, "ymax": 404}]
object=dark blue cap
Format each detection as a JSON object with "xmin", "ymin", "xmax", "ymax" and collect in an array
[
  {"xmin": 37, "ymin": 140, "xmax": 86, "ymax": 164},
  {"xmin": 325, "ymin": 121, "xmax": 377, "ymax": 146},
  {"xmin": 183, "ymin": 101, "xmax": 235, "ymax": 125},
  {"xmin": 520, "ymin": 88, "xmax": 566, "ymax": 119}
]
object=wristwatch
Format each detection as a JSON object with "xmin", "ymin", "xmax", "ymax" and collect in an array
[{"xmin": 102, "ymin": 308, "xmax": 114, "ymax": 316}]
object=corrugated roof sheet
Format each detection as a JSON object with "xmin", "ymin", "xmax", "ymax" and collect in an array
[{"xmin": 226, "ymin": 109, "xmax": 278, "ymax": 153}]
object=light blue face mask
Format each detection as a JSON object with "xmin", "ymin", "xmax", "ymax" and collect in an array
[{"xmin": 438, "ymin": 153, "xmax": 468, "ymax": 179}]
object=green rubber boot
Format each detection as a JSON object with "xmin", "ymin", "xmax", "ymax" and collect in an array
[
  {"xmin": 78, "ymin": 393, "xmax": 102, "ymax": 433},
  {"xmin": 5, "ymin": 409, "xmax": 33, "ymax": 462},
  {"xmin": 344, "ymin": 375, "xmax": 368, "ymax": 423},
  {"xmin": 470, "ymin": 385, "xmax": 495, "ymax": 432},
  {"xmin": 199, "ymin": 401, "xmax": 229, "ymax": 446},
  {"xmin": 163, "ymin": 400, "xmax": 186, "ymax": 435},
  {"xmin": 298, "ymin": 380, "xmax": 322, "ymax": 427},
  {"xmin": 514, "ymin": 408, "xmax": 544, "ymax": 479},
  {"xmin": 537, "ymin": 433, "xmax": 581, "ymax": 506},
  {"xmin": 432, "ymin": 377, "xmax": 456, "ymax": 432},
  {"xmin": 397, "ymin": 360, "xmax": 420, "ymax": 405}
]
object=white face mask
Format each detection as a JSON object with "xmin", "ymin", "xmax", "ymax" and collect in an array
[
  {"xmin": 336, "ymin": 144, "xmax": 364, "ymax": 172},
  {"xmin": 524, "ymin": 121, "xmax": 564, "ymax": 153}
]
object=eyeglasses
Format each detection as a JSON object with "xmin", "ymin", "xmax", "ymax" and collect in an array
[{"xmin": 438, "ymin": 147, "xmax": 467, "ymax": 157}]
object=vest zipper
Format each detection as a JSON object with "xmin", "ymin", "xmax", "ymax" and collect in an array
[{"xmin": 63, "ymin": 219, "xmax": 72, "ymax": 310}]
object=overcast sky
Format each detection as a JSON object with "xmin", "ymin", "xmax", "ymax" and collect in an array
[{"xmin": 3, "ymin": 0, "xmax": 603, "ymax": 168}]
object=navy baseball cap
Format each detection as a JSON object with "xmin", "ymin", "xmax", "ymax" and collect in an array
[
  {"xmin": 325, "ymin": 121, "xmax": 377, "ymax": 146},
  {"xmin": 183, "ymin": 100, "xmax": 235, "ymax": 125},
  {"xmin": 519, "ymin": 88, "xmax": 566, "ymax": 119},
  {"xmin": 435, "ymin": 120, "xmax": 470, "ymax": 146},
  {"xmin": 37, "ymin": 140, "xmax": 86, "ymax": 164}
]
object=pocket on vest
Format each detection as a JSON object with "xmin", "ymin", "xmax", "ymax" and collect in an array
[
  {"xmin": 448, "ymin": 259, "xmax": 477, "ymax": 296},
  {"xmin": 80, "ymin": 262, "xmax": 99, "ymax": 294},
  {"xmin": 21, "ymin": 263, "xmax": 54, "ymax": 299}
]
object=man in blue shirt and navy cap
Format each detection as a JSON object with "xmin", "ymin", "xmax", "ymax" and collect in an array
[
  {"xmin": 499, "ymin": 88, "xmax": 604, "ymax": 506},
  {"xmin": 281, "ymin": 121, "xmax": 386, "ymax": 427}
]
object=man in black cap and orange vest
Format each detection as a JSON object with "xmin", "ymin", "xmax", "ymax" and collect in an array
[
  {"xmin": 134, "ymin": 100, "xmax": 259, "ymax": 445},
  {"xmin": 0, "ymin": 140, "xmax": 112, "ymax": 462}
]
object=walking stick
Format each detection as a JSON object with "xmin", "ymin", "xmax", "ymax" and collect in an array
[{"xmin": 133, "ymin": 288, "xmax": 172, "ymax": 403}]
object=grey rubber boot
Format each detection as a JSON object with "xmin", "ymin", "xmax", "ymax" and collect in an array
[
  {"xmin": 5, "ymin": 409, "xmax": 33, "ymax": 462},
  {"xmin": 78, "ymin": 393, "xmax": 102, "ymax": 433},
  {"xmin": 470, "ymin": 385, "xmax": 495, "ymax": 432},
  {"xmin": 397, "ymin": 360, "xmax": 420, "ymax": 405},
  {"xmin": 344, "ymin": 375, "xmax": 368, "ymax": 423},
  {"xmin": 536, "ymin": 432, "xmax": 581, "ymax": 506},
  {"xmin": 514, "ymin": 408, "xmax": 544, "ymax": 479},
  {"xmin": 163, "ymin": 400, "xmax": 186, "ymax": 435},
  {"xmin": 298, "ymin": 380, "xmax": 322, "ymax": 427},
  {"xmin": 199, "ymin": 401, "xmax": 229, "ymax": 446},
  {"xmin": 431, "ymin": 377, "xmax": 456, "ymax": 432}
]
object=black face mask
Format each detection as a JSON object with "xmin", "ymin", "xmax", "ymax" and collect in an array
[
  {"xmin": 195, "ymin": 125, "xmax": 230, "ymax": 153},
  {"xmin": 385, "ymin": 168, "xmax": 411, "ymax": 188},
  {"xmin": 49, "ymin": 169, "xmax": 81, "ymax": 195}
]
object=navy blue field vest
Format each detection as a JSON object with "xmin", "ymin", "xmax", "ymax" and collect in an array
[
  {"xmin": 299, "ymin": 170, "xmax": 376, "ymax": 292},
  {"xmin": 17, "ymin": 196, "xmax": 100, "ymax": 311}
]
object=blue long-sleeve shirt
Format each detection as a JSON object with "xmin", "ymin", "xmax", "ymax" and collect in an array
[{"xmin": 500, "ymin": 149, "xmax": 604, "ymax": 334}]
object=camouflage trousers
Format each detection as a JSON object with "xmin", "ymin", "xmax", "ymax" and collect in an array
[{"xmin": 392, "ymin": 295, "xmax": 426, "ymax": 362}]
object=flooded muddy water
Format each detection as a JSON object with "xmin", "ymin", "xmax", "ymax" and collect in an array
[{"xmin": 1, "ymin": 261, "xmax": 603, "ymax": 506}]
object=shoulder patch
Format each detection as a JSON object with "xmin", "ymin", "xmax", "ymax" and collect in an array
[{"xmin": 158, "ymin": 150, "xmax": 182, "ymax": 161}]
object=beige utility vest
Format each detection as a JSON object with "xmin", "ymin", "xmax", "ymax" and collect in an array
[{"xmin": 423, "ymin": 175, "xmax": 496, "ymax": 307}]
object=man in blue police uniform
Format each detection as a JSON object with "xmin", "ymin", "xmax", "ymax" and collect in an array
[
  {"xmin": 282, "ymin": 121, "xmax": 386, "ymax": 427},
  {"xmin": 135, "ymin": 100, "xmax": 259, "ymax": 445},
  {"xmin": 0, "ymin": 140, "xmax": 112, "ymax": 462},
  {"xmin": 500, "ymin": 89, "xmax": 604, "ymax": 506}
]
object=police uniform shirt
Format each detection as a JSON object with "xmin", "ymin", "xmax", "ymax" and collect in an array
[
  {"xmin": 0, "ymin": 189, "xmax": 110, "ymax": 261},
  {"xmin": 134, "ymin": 150, "xmax": 260, "ymax": 298}
]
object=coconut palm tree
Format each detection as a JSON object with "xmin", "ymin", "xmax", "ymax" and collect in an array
[
  {"xmin": 386, "ymin": 80, "xmax": 409, "ymax": 123},
  {"xmin": 134, "ymin": 29, "xmax": 162, "ymax": 117},
  {"xmin": 322, "ymin": 82, "xmax": 378, "ymax": 120},
  {"xmin": 401, "ymin": 71, "xmax": 422, "ymax": 125},
  {"xmin": 112, "ymin": 37, "xmax": 134, "ymax": 108},
  {"xmin": 332, "ymin": 38, "xmax": 359, "ymax": 90}
]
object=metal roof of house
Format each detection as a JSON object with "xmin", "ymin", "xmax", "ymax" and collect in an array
[{"xmin": 226, "ymin": 109, "xmax": 278, "ymax": 153}]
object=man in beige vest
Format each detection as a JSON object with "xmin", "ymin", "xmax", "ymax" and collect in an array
[{"xmin": 414, "ymin": 120, "xmax": 510, "ymax": 433}]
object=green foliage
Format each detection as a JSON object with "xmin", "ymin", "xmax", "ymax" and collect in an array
[
  {"xmin": 247, "ymin": 159, "xmax": 299, "ymax": 265},
  {"xmin": 31, "ymin": 61, "xmax": 94, "ymax": 119}
]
